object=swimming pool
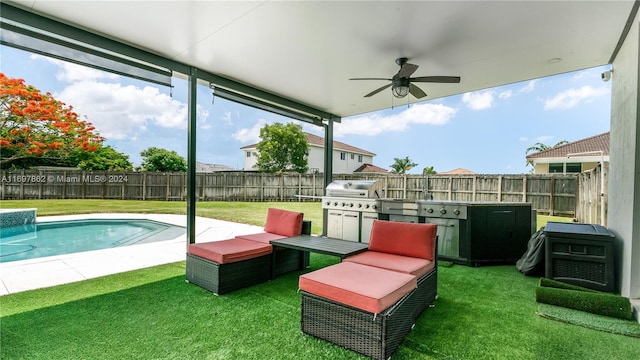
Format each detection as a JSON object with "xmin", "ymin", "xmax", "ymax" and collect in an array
[{"xmin": 0, "ymin": 219, "xmax": 185, "ymax": 263}]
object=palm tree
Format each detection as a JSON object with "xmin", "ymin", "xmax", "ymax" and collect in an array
[
  {"xmin": 526, "ymin": 140, "xmax": 569, "ymax": 155},
  {"xmin": 526, "ymin": 140, "xmax": 569, "ymax": 168},
  {"xmin": 422, "ymin": 166, "xmax": 437, "ymax": 175},
  {"xmin": 390, "ymin": 156, "xmax": 418, "ymax": 174}
]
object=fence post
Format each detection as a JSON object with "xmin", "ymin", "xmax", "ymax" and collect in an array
[
  {"xmin": 549, "ymin": 176, "xmax": 555, "ymax": 216},
  {"xmin": 142, "ymin": 172, "xmax": 146, "ymax": 200},
  {"xmin": 472, "ymin": 176, "xmax": 477, "ymax": 201},
  {"xmin": 497, "ymin": 175, "xmax": 502, "ymax": 202},
  {"xmin": 280, "ymin": 174, "xmax": 284, "ymax": 201},
  {"xmin": 223, "ymin": 173, "xmax": 227, "ymax": 201},
  {"xmin": 165, "ymin": 173, "xmax": 169, "ymax": 201},
  {"xmin": 522, "ymin": 175, "xmax": 527, "ymax": 203}
]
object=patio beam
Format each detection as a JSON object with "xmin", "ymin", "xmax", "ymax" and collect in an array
[
  {"xmin": 198, "ymin": 70, "xmax": 338, "ymax": 124},
  {"xmin": 186, "ymin": 67, "xmax": 198, "ymax": 246}
]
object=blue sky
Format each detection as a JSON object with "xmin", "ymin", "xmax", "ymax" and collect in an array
[{"xmin": 1, "ymin": 45, "xmax": 612, "ymax": 174}]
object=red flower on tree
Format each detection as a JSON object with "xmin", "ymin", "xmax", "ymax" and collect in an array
[{"xmin": 0, "ymin": 73, "xmax": 104, "ymax": 168}]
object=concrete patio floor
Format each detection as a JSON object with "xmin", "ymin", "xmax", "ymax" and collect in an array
[{"xmin": 0, "ymin": 213, "xmax": 263, "ymax": 295}]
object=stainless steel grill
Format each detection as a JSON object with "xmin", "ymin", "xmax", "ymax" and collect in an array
[{"xmin": 322, "ymin": 180, "xmax": 384, "ymax": 242}]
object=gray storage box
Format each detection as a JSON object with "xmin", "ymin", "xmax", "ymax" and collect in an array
[{"xmin": 544, "ymin": 222, "xmax": 616, "ymax": 292}]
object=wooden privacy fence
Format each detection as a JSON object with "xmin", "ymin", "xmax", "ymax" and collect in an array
[
  {"xmin": 339, "ymin": 173, "xmax": 578, "ymax": 217},
  {"xmin": 575, "ymin": 162, "xmax": 608, "ymax": 226},
  {"xmin": 1, "ymin": 169, "xmax": 587, "ymax": 217}
]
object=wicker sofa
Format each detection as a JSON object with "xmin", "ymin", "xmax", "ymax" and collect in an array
[
  {"xmin": 299, "ymin": 220, "xmax": 437, "ymax": 359},
  {"xmin": 186, "ymin": 208, "xmax": 310, "ymax": 294}
]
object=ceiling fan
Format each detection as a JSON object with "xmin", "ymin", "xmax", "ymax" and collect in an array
[{"xmin": 350, "ymin": 57, "xmax": 461, "ymax": 99}]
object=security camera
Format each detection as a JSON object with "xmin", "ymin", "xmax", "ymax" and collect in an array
[{"xmin": 601, "ymin": 70, "xmax": 612, "ymax": 82}]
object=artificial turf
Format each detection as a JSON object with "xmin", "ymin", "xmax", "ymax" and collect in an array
[{"xmin": 2, "ymin": 258, "xmax": 640, "ymax": 359}]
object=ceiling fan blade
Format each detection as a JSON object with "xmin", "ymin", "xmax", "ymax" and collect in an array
[
  {"xmin": 411, "ymin": 76, "xmax": 461, "ymax": 83},
  {"xmin": 364, "ymin": 83, "xmax": 392, "ymax": 97},
  {"xmin": 409, "ymin": 83, "xmax": 427, "ymax": 99},
  {"xmin": 398, "ymin": 63, "xmax": 419, "ymax": 78},
  {"xmin": 349, "ymin": 77, "xmax": 392, "ymax": 81}
]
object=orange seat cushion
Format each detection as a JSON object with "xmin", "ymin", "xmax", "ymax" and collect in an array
[
  {"xmin": 188, "ymin": 238, "xmax": 272, "ymax": 264},
  {"xmin": 344, "ymin": 251, "xmax": 435, "ymax": 278},
  {"xmin": 368, "ymin": 220, "xmax": 437, "ymax": 260},
  {"xmin": 263, "ymin": 208, "xmax": 304, "ymax": 237},
  {"xmin": 235, "ymin": 232, "xmax": 287, "ymax": 244},
  {"xmin": 299, "ymin": 262, "xmax": 417, "ymax": 314}
]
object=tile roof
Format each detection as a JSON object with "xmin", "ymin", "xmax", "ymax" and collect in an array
[
  {"xmin": 196, "ymin": 162, "xmax": 237, "ymax": 172},
  {"xmin": 525, "ymin": 132, "xmax": 609, "ymax": 159},
  {"xmin": 438, "ymin": 168, "xmax": 477, "ymax": 175},
  {"xmin": 353, "ymin": 163, "xmax": 389, "ymax": 173},
  {"xmin": 241, "ymin": 132, "xmax": 376, "ymax": 156}
]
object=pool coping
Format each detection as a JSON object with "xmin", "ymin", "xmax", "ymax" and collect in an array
[{"xmin": 0, "ymin": 213, "xmax": 264, "ymax": 295}]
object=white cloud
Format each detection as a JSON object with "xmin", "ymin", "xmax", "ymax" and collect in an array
[
  {"xmin": 335, "ymin": 103, "xmax": 457, "ymax": 137},
  {"xmin": 233, "ymin": 119, "xmax": 267, "ymax": 144},
  {"xmin": 462, "ymin": 90, "xmax": 494, "ymax": 110},
  {"xmin": 57, "ymin": 81, "xmax": 202, "ymax": 140},
  {"xmin": 519, "ymin": 137, "xmax": 528, "ymax": 142},
  {"xmin": 535, "ymin": 135, "xmax": 553, "ymax": 143},
  {"xmin": 32, "ymin": 54, "xmax": 209, "ymax": 140},
  {"xmin": 544, "ymin": 85, "xmax": 610, "ymax": 110},
  {"xmin": 499, "ymin": 90, "xmax": 512, "ymax": 99},
  {"xmin": 519, "ymin": 80, "xmax": 537, "ymax": 93},
  {"xmin": 222, "ymin": 111, "xmax": 233, "ymax": 125}
]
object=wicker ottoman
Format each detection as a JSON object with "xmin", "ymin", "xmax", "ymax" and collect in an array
[
  {"xmin": 186, "ymin": 238, "xmax": 272, "ymax": 295},
  {"xmin": 299, "ymin": 262, "xmax": 420, "ymax": 360}
]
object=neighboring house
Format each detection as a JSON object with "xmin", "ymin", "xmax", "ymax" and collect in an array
[
  {"xmin": 438, "ymin": 168, "xmax": 477, "ymax": 175},
  {"xmin": 240, "ymin": 132, "xmax": 376, "ymax": 174},
  {"xmin": 353, "ymin": 163, "xmax": 389, "ymax": 174},
  {"xmin": 196, "ymin": 162, "xmax": 236, "ymax": 172},
  {"xmin": 525, "ymin": 132, "xmax": 610, "ymax": 174}
]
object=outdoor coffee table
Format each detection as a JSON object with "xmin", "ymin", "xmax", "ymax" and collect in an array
[{"xmin": 270, "ymin": 235, "xmax": 368, "ymax": 277}]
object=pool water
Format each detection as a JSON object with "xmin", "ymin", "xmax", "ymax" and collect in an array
[{"xmin": 0, "ymin": 219, "xmax": 185, "ymax": 263}]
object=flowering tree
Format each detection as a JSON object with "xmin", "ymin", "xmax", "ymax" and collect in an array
[{"xmin": 0, "ymin": 73, "xmax": 104, "ymax": 168}]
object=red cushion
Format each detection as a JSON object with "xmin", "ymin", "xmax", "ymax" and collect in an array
[
  {"xmin": 188, "ymin": 238, "xmax": 272, "ymax": 264},
  {"xmin": 368, "ymin": 220, "xmax": 436, "ymax": 260},
  {"xmin": 236, "ymin": 232, "xmax": 287, "ymax": 244},
  {"xmin": 344, "ymin": 251, "xmax": 435, "ymax": 278},
  {"xmin": 263, "ymin": 208, "xmax": 304, "ymax": 237},
  {"xmin": 299, "ymin": 262, "xmax": 417, "ymax": 314}
]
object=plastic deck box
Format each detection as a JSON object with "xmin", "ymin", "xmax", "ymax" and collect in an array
[{"xmin": 544, "ymin": 222, "xmax": 616, "ymax": 293}]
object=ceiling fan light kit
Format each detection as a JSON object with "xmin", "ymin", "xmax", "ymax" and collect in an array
[
  {"xmin": 350, "ymin": 57, "xmax": 461, "ymax": 100},
  {"xmin": 392, "ymin": 77, "xmax": 410, "ymax": 98}
]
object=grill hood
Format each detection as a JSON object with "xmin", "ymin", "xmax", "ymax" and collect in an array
[{"xmin": 324, "ymin": 180, "xmax": 384, "ymax": 198}]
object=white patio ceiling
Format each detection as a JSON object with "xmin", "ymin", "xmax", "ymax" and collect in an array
[{"xmin": 5, "ymin": 0, "xmax": 636, "ymax": 119}]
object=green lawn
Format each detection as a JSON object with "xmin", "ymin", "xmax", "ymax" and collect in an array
[
  {"xmin": 1, "ymin": 199, "xmax": 325, "ymax": 234},
  {"xmin": 1, "ymin": 199, "xmax": 574, "ymax": 235},
  {"xmin": 2, "ymin": 200, "xmax": 634, "ymax": 359}
]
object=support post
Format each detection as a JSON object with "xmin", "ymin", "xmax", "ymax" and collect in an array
[{"xmin": 186, "ymin": 67, "xmax": 197, "ymax": 247}]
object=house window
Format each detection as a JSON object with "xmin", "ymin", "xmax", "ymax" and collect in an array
[
  {"xmin": 358, "ymin": 155, "xmax": 363, "ymax": 162},
  {"xmin": 246, "ymin": 151, "xmax": 252, "ymax": 158},
  {"xmin": 350, "ymin": 154, "xmax": 355, "ymax": 160},
  {"xmin": 549, "ymin": 163, "xmax": 582, "ymax": 173},
  {"xmin": 549, "ymin": 163, "xmax": 564, "ymax": 173},
  {"xmin": 340, "ymin": 152, "xmax": 346, "ymax": 160},
  {"xmin": 566, "ymin": 163, "xmax": 582, "ymax": 173}
]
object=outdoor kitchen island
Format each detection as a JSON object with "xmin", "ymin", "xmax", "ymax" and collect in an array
[{"xmin": 321, "ymin": 180, "xmax": 534, "ymax": 266}]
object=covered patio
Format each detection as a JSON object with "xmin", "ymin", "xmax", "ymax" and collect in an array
[{"xmin": 1, "ymin": 0, "xmax": 638, "ymax": 313}]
